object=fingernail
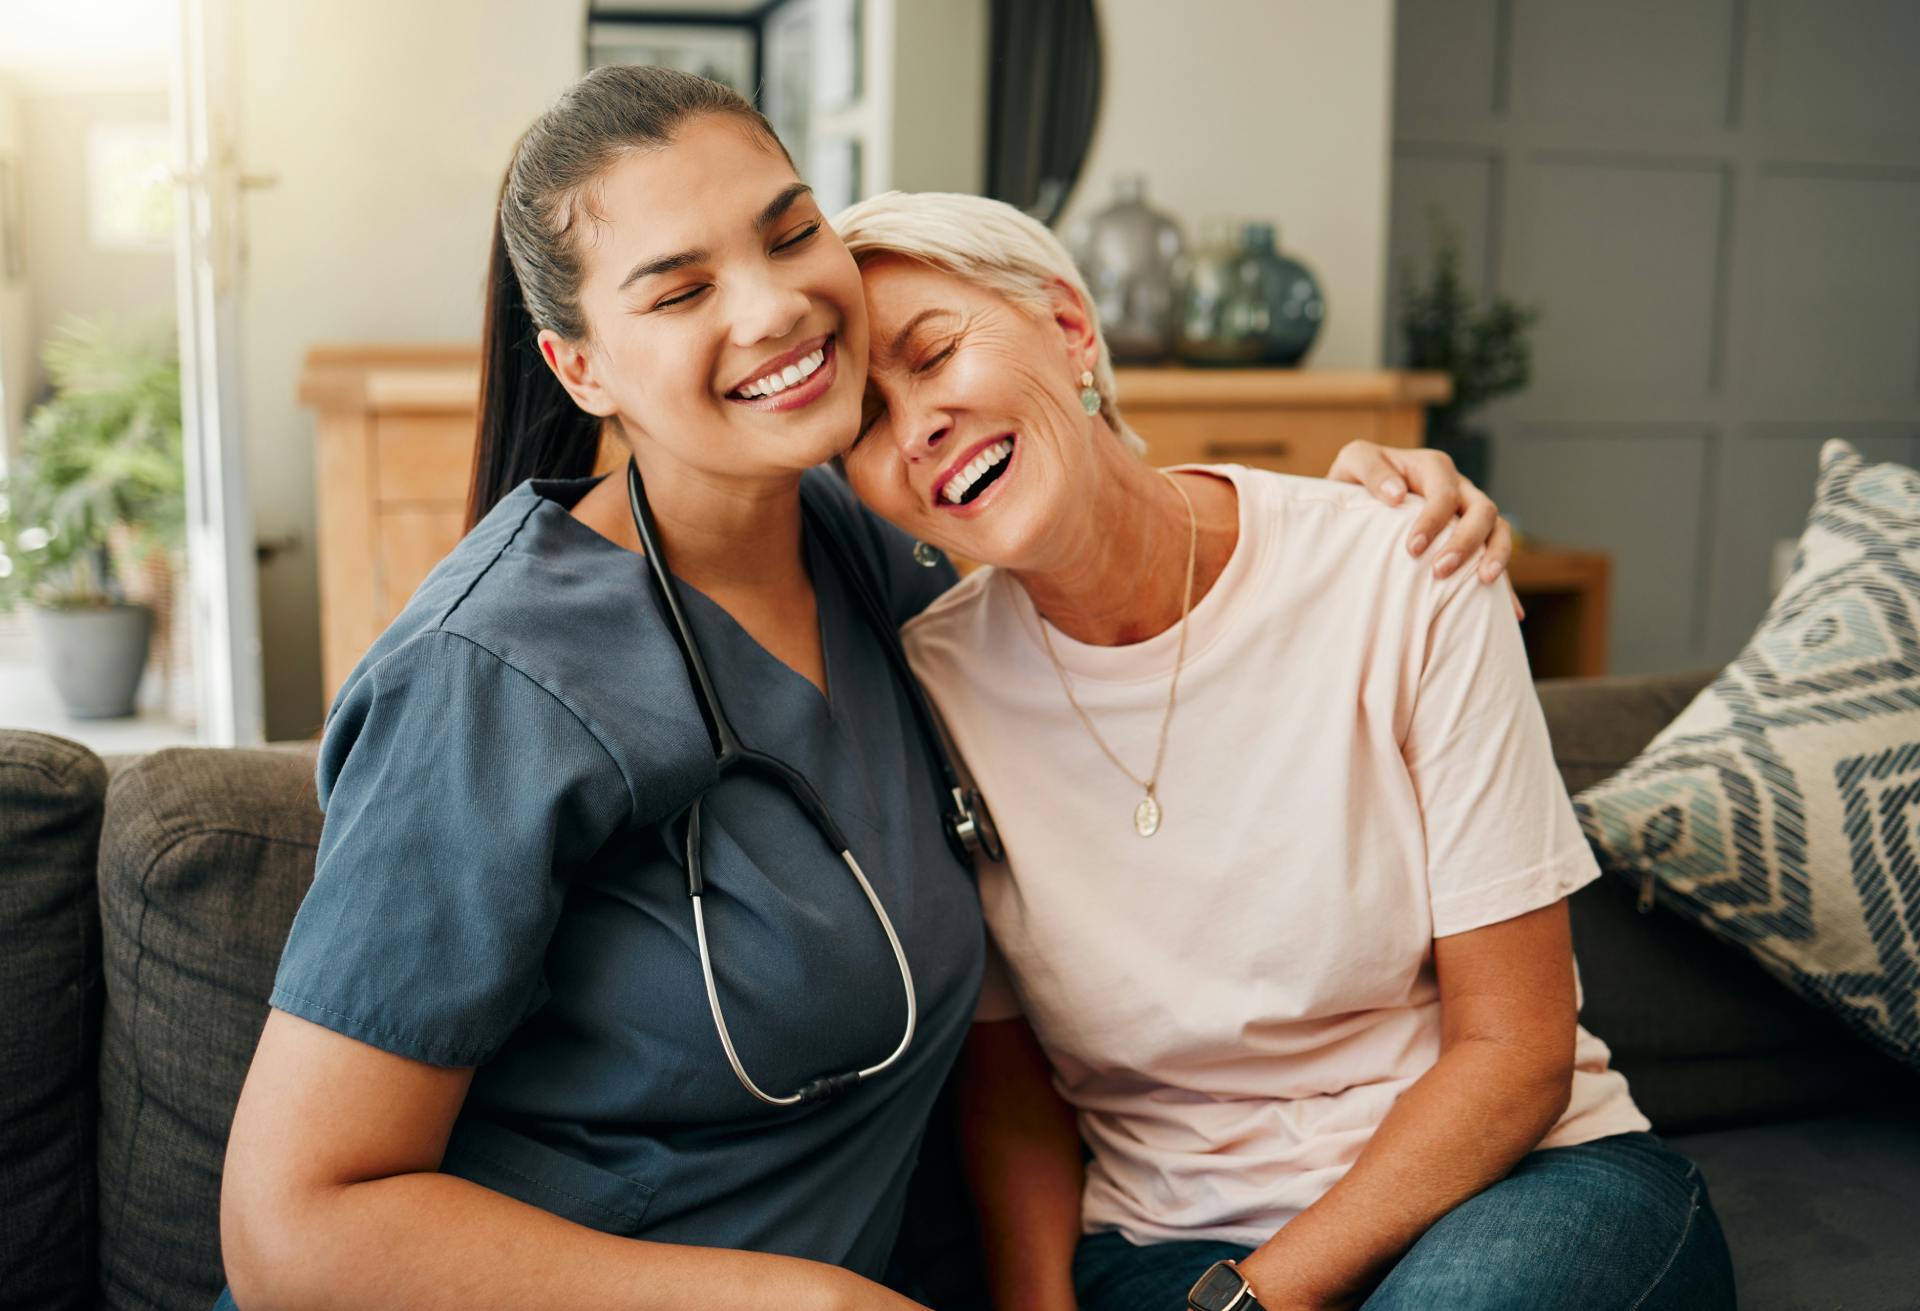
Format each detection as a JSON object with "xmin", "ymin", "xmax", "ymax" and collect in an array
[
  {"xmin": 1407, "ymin": 532, "xmax": 1428, "ymax": 556},
  {"xmin": 1383, "ymin": 478, "xmax": 1406, "ymax": 500},
  {"xmin": 1482, "ymin": 558, "xmax": 1506, "ymax": 582},
  {"xmin": 1436, "ymin": 552, "xmax": 1460, "ymax": 577}
]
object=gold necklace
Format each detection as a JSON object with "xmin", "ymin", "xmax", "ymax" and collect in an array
[{"xmin": 1036, "ymin": 471, "xmax": 1198, "ymax": 838}]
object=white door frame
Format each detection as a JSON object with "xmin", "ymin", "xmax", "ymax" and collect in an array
[{"xmin": 170, "ymin": 0, "xmax": 263, "ymax": 744}]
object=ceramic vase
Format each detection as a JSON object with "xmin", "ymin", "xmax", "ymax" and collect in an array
[{"xmin": 1069, "ymin": 176, "xmax": 1186, "ymax": 363}]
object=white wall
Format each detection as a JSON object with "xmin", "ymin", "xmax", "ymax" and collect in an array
[
  {"xmin": 884, "ymin": 0, "xmax": 986, "ymax": 195},
  {"xmin": 1062, "ymin": 0, "xmax": 1395, "ymax": 370},
  {"xmin": 237, "ymin": 0, "xmax": 584, "ymax": 737}
]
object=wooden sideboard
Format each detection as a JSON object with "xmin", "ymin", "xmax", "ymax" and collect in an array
[
  {"xmin": 1111, "ymin": 366, "xmax": 1447, "ymax": 472},
  {"xmin": 301, "ymin": 347, "xmax": 1605, "ymax": 700},
  {"xmin": 304, "ymin": 345, "xmax": 500, "ymax": 699}
]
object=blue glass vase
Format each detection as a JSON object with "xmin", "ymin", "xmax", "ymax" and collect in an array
[
  {"xmin": 1237, "ymin": 222, "xmax": 1324, "ymax": 365},
  {"xmin": 1177, "ymin": 222, "xmax": 1326, "ymax": 367}
]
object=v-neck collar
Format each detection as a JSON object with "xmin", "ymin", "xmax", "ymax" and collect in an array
[
  {"xmin": 515, "ymin": 472, "xmax": 895, "ymax": 837},
  {"xmin": 523, "ymin": 473, "xmax": 844, "ymax": 720}
]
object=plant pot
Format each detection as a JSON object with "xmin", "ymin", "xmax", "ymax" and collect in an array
[{"xmin": 32, "ymin": 602, "xmax": 153, "ymax": 719}]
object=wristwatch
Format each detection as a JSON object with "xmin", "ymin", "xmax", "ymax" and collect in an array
[{"xmin": 1188, "ymin": 1259, "xmax": 1266, "ymax": 1311}]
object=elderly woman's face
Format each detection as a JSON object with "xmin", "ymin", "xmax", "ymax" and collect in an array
[{"xmin": 841, "ymin": 255, "xmax": 1095, "ymax": 566}]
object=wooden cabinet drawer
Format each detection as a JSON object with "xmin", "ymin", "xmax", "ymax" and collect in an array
[{"xmin": 1137, "ymin": 408, "xmax": 1387, "ymax": 475}]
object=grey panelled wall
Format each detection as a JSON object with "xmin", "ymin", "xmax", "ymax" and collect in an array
[{"xmin": 1387, "ymin": 0, "xmax": 1920, "ymax": 674}]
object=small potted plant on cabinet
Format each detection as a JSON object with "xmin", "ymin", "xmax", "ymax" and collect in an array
[{"xmin": 1398, "ymin": 214, "xmax": 1539, "ymax": 491}]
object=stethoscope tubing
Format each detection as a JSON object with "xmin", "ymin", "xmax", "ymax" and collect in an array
[
  {"xmin": 627, "ymin": 457, "xmax": 921, "ymax": 1106},
  {"xmin": 691, "ymin": 845, "xmax": 918, "ymax": 1107}
]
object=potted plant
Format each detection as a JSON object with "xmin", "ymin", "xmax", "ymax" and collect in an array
[
  {"xmin": 1398, "ymin": 213, "xmax": 1539, "ymax": 491},
  {"xmin": 0, "ymin": 315, "xmax": 185, "ymax": 718}
]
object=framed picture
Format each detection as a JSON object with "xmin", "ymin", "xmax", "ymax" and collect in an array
[
  {"xmin": 585, "ymin": 2, "xmax": 871, "ymax": 209},
  {"xmin": 810, "ymin": 135, "xmax": 862, "ymax": 217},
  {"xmin": 586, "ymin": 18, "xmax": 758, "ymax": 101},
  {"xmin": 761, "ymin": 0, "xmax": 814, "ymax": 154},
  {"xmin": 815, "ymin": 0, "xmax": 862, "ymax": 112}
]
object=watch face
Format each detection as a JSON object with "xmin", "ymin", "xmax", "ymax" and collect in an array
[{"xmin": 1189, "ymin": 1262, "xmax": 1246, "ymax": 1310}]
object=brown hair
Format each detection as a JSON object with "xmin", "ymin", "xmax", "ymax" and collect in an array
[{"xmin": 467, "ymin": 66, "xmax": 789, "ymax": 528}]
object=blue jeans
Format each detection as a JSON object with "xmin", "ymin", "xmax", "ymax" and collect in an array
[{"xmin": 1072, "ymin": 1132, "xmax": 1735, "ymax": 1310}]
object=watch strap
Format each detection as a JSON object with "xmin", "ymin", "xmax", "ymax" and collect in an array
[{"xmin": 1188, "ymin": 1259, "xmax": 1267, "ymax": 1311}]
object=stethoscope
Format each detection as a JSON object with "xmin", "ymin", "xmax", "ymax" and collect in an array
[{"xmin": 626, "ymin": 457, "xmax": 1002, "ymax": 1107}]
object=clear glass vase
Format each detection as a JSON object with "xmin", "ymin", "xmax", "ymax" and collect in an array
[{"xmin": 1068, "ymin": 176, "xmax": 1186, "ymax": 364}]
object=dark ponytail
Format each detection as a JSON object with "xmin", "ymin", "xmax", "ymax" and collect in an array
[
  {"xmin": 468, "ymin": 202, "xmax": 603, "ymax": 529},
  {"xmin": 467, "ymin": 65, "xmax": 790, "ymax": 528}
]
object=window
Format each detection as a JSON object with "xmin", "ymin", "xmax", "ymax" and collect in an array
[{"xmin": 87, "ymin": 122, "xmax": 174, "ymax": 251}]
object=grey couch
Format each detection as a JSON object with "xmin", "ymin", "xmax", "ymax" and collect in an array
[{"xmin": 3, "ymin": 669, "xmax": 1917, "ymax": 1310}]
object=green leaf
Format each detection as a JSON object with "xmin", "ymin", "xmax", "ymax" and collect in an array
[
  {"xmin": 1398, "ymin": 210, "xmax": 1540, "ymax": 432},
  {"xmin": 0, "ymin": 313, "xmax": 184, "ymax": 610}
]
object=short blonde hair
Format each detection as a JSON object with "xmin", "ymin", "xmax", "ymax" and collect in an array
[{"xmin": 833, "ymin": 190, "xmax": 1147, "ymax": 456}]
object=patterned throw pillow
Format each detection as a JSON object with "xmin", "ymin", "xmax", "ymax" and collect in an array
[{"xmin": 1574, "ymin": 439, "xmax": 1920, "ymax": 1072}]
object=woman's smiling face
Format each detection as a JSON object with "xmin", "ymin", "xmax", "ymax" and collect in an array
[
  {"xmin": 546, "ymin": 114, "xmax": 869, "ymax": 480},
  {"xmin": 840, "ymin": 254, "xmax": 1100, "ymax": 567}
]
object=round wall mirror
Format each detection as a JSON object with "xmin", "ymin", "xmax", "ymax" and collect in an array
[{"xmin": 984, "ymin": 0, "xmax": 1103, "ymax": 226}]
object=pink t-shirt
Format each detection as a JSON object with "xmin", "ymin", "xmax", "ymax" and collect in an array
[{"xmin": 901, "ymin": 464, "xmax": 1649, "ymax": 1248}]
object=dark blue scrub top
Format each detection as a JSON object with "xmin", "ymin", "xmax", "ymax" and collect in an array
[{"xmin": 254, "ymin": 469, "xmax": 983, "ymax": 1280}]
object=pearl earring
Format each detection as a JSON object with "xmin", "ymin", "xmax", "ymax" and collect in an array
[{"xmin": 1078, "ymin": 370, "xmax": 1101, "ymax": 416}]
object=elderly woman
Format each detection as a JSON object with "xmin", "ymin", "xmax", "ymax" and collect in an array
[{"xmin": 833, "ymin": 193, "xmax": 1737, "ymax": 1311}]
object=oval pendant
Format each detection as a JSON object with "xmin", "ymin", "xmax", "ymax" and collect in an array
[{"xmin": 1133, "ymin": 794, "xmax": 1161, "ymax": 837}]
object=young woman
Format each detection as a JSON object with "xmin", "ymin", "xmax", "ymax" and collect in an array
[{"xmin": 213, "ymin": 67, "xmax": 1504, "ymax": 1310}]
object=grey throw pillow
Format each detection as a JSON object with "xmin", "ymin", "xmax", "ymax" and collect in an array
[{"xmin": 1575, "ymin": 439, "xmax": 1920, "ymax": 1072}]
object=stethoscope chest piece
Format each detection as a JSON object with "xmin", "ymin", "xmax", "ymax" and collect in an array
[{"xmin": 947, "ymin": 785, "xmax": 1003, "ymax": 866}]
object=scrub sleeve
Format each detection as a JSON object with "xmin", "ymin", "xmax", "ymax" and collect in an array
[{"xmin": 271, "ymin": 627, "xmax": 632, "ymax": 1066}]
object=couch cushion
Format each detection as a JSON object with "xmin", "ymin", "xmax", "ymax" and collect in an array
[
  {"xmin": 1539, "ymin": 669, "xmax": 1920, "ymax": 1129},
  {"xmin": 1567, "ymin": 876, "xmax": 1920, "ymax": 1132},
  {"xmin": 1576, "ymin": 439, "xmax": 1920, "ymax": 1075},
  {"xmin": 1667, "ymin": 1110, "xmax": 1920, "ymax": 1310},
  {"xmin": 1535, "ymin": 669, "xmax": 1719, "ymax": 797},
  {"xmin": 0, "ymin": 730, "xmax": 107, "ymax": 1309},
  {"xmin": 95, "ymin": 744, "xmax": 320, "ymax": 1311}
]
